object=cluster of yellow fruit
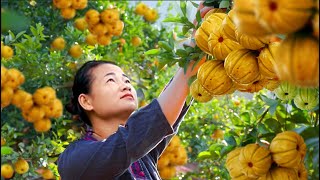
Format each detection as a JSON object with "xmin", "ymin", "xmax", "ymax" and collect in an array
[
  {"xmin": 73, "ymin": 8, "xmax": 124, "ymax": 46},
  {"xmin": 1, "ymin": 158, "xmax": 30, "ymax": 179},
  {"xmin": 52, "ymin": 0, "xmax": 87, "ymax": 19},
  {"xmin": 157, "ymin": 136, "xmax": 188, "ymax": 179},
  {"xmin": 51, "ymin": 37, "xmax": 83, "ymax": 58},
  {"xmin": 274, "ymin": 81, "xmax": 319, "ymax": 111},
  {"xmin": 226, "ymin": 131, "xmax": 307, "ymax": 179},
  {"xmin": 1, "ymin": 42, "xmax": 14, "ymax": 59},
  {"xmin": 232, "ymin": 0, "xmax": 319, "ymax": 88},
  {"xmin": 1, "ymin": 160, "xmax": 54, "ymax": 179},
  {"xmin": 134, "ymin": 2, "xmax": 159, "ymax": 23},
  {"xmin": 1, "ymin": 66, "xmax": 63, "ymax": 132},
  {"xmin": 192, "ymin": 0, "xmax": 319, "ymax": 103}
]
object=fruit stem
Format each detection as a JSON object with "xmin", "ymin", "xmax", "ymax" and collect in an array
[
  {"xmin": 314, "ymin": 111, "xmax": 319, "ymax": 127},
  {"xmin": 257, "ymin": 107, "xmax": 269, "ymax": 124}
]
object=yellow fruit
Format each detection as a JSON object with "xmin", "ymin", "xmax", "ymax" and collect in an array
[
  {"xmin": 157, "ymin": 155, "xmax": 170, "ymax": 170},
  {"xmin": 34, "ymin": 118, "xmax": 52, "ymax": 132},
  {"xmin": 144, "ymin": 8, "xmax": 158, "ymax": 22},
  {"xmin": 27, "ymin": 105, "xmax": 46, "ymax": 123},
  {"xmin": 233, "ymin": 0, "xmax": 272, "ymax": 36},
  {"xmin": 296, "ymin": 163, "xmax": 308, "ymax": 180},
  {"xmin": 85, "ymin": 9, "xmax": 100, "ymax": 26},
  {"xmin": 14, "ymin": 158, "xmax": 29, "ymax": 174},
  {"xmin": 197, "ymin": 60, "xmax": 235, "ymax": 95},
  {"xmin": 69, "ymin": 44, "xmax": 82, "ymax": 58},
  {"xmin": 42, "ymin": 168, "xmax": 55, "ymax": 179},
  {"xmin": 166, "ymin": 136, "xmax": 181, "ymax": 152},
  {"xmin": 274, "ymin": 81, "xmax": 298, "ymax": 101},
  {"xmin": 11, "ymin": 89, "xmax": 31, "ymax": 108},
  {"xmin": 1, "ymin": 66, "xmax": 8, "ymax": 87},
  {"xmin": 33, "ymin": 86, "xmax": 56, "ymax": 105},
  {"xmin": 211, "ymin": 129, "xmax": 224, "ymax": 140},
  {"xmin": 203, "ymin": 8, "xmax": 226, "ymax": 20},
  {"xmin": 274, "ymin": 33, "xmax": 319, "ymax": 87},
  {"xmin": 43, "ymin": 98, "xmax": 63, "ymax": 118},
  {"xmin": 1, "ymin": 164, "xmax": 14, "ymax": 179},
  {"xmin": 190, "ymin": 79, "xmax": 213, "ymax": 103},
  {"xmin": 224, "ymin": 49, "xmax": 261, "ymax": 84},
  {"xmin": 312, "ymin": 13, "xmax": 319, "ymax": 39},
  {"xmin": 51, "ymin": 37, "xmax": 66, "ymax": 50},
  {"xmin": 85, "ymin": 34, "xmax": 98, "ymax": 46},
  {"xmin": 131, "ymin": 36, "xmax": 142, "ymax": 47},
  {"xmin": 257, "ymin": 42, "xmax": 280, "ymax": 79},
  {"xmin": 1, "ymin": 86, "xmax": 14, "ymax": 108},
  {"xmin": 270, "ymin": 131, "xmax": 307, "ymax": 168},
  {"xmin": 97, "ymin": 34, "xmax": 112, "ymax": 46},
  {"xmin": 195, "ymin": 13, "xmax": 227, "ymax": 55},
  {"xmin": 208, "ymin": 29, "xmax": 243, "ymax": 60},
  {"xmin": 239, "ymin": 143, "xmax": 272, "ymax": 178},
  {"xmin": 89, "ymin": 23, "xmax": 108, "ymax": 36},
  {"xmin": 264, "ymin": 78, "xmax": 280, "ymax": 91},
  {"xmin": 100, "ymin": 8, "xmax": 120, "ymax": 24},
  {"xmin": 60, "ymin": 7, "xmax": 76, "ymax": 19},
  {"xmin": 258, "ymin": 167, "xmax": 299, "ymax": 180},
  {"xmin": 235, "ymin": 28, "xmax": 270, "ymax": 50},
  {"xmin": 67, "ymin": 62, "xmax": 77, "ymax": 71},
  {"xmin": 119, "ymin": 38, "xmax": 126, "ymax": 46},
  {"xmin": 235, "ymin": 78, "xmax": 268, "ymax": 93},
  {"xmin": 226, "ymin": 147, "xmax": 244, "ymax": 178},
  {"xmin": 53, "ymin": 0, "xmax": 72, "ymax": 9},
  {"xmin": 111, "ymin": 20, "xmax": 124, "ymax": 36},
  {"xmin": 170, "ymin": 146, "xmax": 188, "ymax": 166},
  {"xmin": 138, "ymin": 100, "xmax": 147, "ymax": 107},
  {"xmin": 1, "ymin": 45, "xmax": 14, "ymax": 59},
  {"xmin": 1, "ymin": 137, "xmax": 6, "ymax": 146},
  {"xmin": 74, "ymin": 17, "xmax": 88, "ymax": 31},
  {"xmin": 5, "ymin": 68, "xmax": 25, "ymax": 89},
  {"xmin": 293, "ymin": 87, "xmax": 319, "ymax": 111},
  {"xmin": 71, "ymin": 0, "xmax": 87, "ymax": 10},
  {"xmin": 135, "ymin": 2, "xmax": 148, "ymax": 16},
  {"xmin": 159, "ymin": 166, "xmax": 176, "ymax": 179},
  {"xmin": 221, "ymin": 9, "xmax": 237, "ymax": 41},
  {"xmin": 20, "ymin": 93, "xmax": 34, "ymax": 112},
  {"xmin": 255, "ymin": 0, "xmax": 314, "ymax": 34}
]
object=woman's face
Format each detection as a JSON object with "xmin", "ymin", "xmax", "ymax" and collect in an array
[{"xmin": 86, "ymin": 63, "xmax": 138, "ymax": 119}]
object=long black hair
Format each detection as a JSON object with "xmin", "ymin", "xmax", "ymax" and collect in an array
[{"xmin": 65, "ymin": 60, "xmax": 117, "ymax": 126}]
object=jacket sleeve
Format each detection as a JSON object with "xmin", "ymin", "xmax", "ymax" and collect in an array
[
  {"xmin": 149, "ymin": 98, "xmax": 193, "ymax": 162},
  {"xmin": 57, "ymin": 99, "xmax": 174, "ymax": 179}
]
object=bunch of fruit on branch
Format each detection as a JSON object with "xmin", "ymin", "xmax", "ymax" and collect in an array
[
  {"xmin": 134, "ymin": 2, "xmax": 159, "ymax": 23},
  {"xmin": 52, "ymin": 0, "xmax": 87, "ymax": 19},
  {"xmin": 73, "ymin": 8, "xmax": 124, "ymax": 46},
  {"xmin": 157, "ymin": 136, "xmax": 188, "ymax": 179},
  {"xmin": 225, "ymin": 131, "xmax": 307, "ymax": 179},
  {"xmin": 1, "ymin": 65, "xmax": 63, "ymax": 133},
  {"xmin": 1, "ymin": 42, "xmax": 14, "ymax": 60},
  {"xmin": 274, "ymin": 81, "xmax": 319, "ymax": 111},
  {"xmin": 1, "ymin": 157, "xmax": 54, "ymax": 179},
  {"xmin": 191, "ymin": 0, "xmax": 319, "ymax": 103},
  {"xmin": 51, "ymin": 37, "xmax": 83, "ymax": 58}
]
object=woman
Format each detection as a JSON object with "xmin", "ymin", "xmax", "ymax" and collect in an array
[{"xmin": 58, "ymin": 4, "xmax": 211, "ymax": 179}]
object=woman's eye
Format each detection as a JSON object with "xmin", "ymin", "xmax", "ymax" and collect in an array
[
  {"xmin": 107, "ymin": 79, "xmax": 115, "ymax": 83},
  {"xmin": 125, "ymin": 79, "xmax": 131, "ymax": 83}
]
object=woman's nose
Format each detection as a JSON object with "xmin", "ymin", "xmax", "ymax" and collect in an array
[{"xmin": 121, "ymin": 83, "xmax": 131, "ymax": 91}]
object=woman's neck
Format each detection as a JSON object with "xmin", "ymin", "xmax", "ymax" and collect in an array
[{"xmin": 90, "ymin": 117, "xmax": 126, "ymax": 140}]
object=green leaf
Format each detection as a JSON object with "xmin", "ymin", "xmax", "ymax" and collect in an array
[
  {"xmin": 265, "ymin": 118, "xmax": 281, "ymax": 133},
  {"xmin": 220, "ymin": 145, "xmax": 236, "ymax": 159},
  {"xmin": 144, "ymin": 49, "xmax": 160, "ymax": 55},
  {"xmin": 196, "ymin": 10, "xmax": 202, "ymax": 26},
  {"xmin": 288, "ymin": 113, "xmax": 309, "ymax": 124},
  {"xmin": 197, "ymin": 151, "xmax": 212, "ymax": 160},
  {"xmin": 176, "ymin": 49, "xmax": 188, "ymax": 57},
  {"xmin": 224, "ymin": 134, "xmax": 237, "ymax": 146},
  {"xmin": 180, "ymin": 1, "xmax": 187, "ymax": 16},
  {"xmin": 240, "ymin": 112, "xmax": 250, "ymax": 123},
  {"xmin": 219, "ymin": 0, "xmax": 230, "ymax": 8},
  {"xmin": 257, "ymin": 123, "xmax": 269, "ymax": 134},
  {"xmin": 1, "ymin": 146, "xmax": 14, "ymax": 155},
  {"xmin": 158, "ymin": 41, "xmax": 172, "ymax": 51},
  {"xmin": 162, "ymin": 17, "xmax": 184, "ymax": 23}
]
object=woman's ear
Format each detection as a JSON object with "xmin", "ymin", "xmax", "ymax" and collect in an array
[{"xmin": 78, "ymin": 94, "xmax": 93, "ymax": 111}]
